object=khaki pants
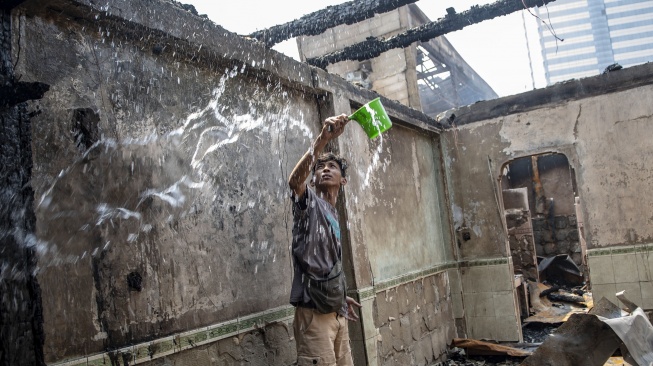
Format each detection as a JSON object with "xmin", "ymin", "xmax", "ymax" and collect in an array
[{"xmin": 293, "ymin": 306, "xmax": 354, "ymax": 366}]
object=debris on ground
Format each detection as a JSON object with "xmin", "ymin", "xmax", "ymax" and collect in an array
[
  {"xmin": 522, "ymin": 322, "xmax": 560, "ymax": 343},
  {"xmin": 452, "ymin": 339, "xmax": 532, "ymax": 357},
  {"xmin": 521, "ymin": 312, "xmax": 621, "ymax": 365},
  {"xmin": 442, "ymin": 348, "xmax": 523, "ymax": 366},
  {"xmin": 524, "ymin": 282, "xmax": 591, "ymax": 323},
  {"xmin": 598, "ymin": 291, "xmax": 653, "ymax": 366},
  {"xmin": 445, "ymin": 285, "xmax": 652, "ymax": 366},
  {"xmin": 537, "ymin": 254, "xmax": 584, "ymax": 287},
  {"xmin": 522, "ymin": 293, "xmax": 653, "ymax": 366}
]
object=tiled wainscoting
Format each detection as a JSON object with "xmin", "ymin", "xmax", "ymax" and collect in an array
[
  {"xmin": 459, "ymin": 258, "xmax": 521, "ymax": 342},
  {"xmin": 588, "ymin": 244, "xmax": 653, "ymax": 309},
  {"xmin": 52, "ymin": 259, "xmax": 526, "ymax": 365},
  {"xmin": 52, "ymin": 306, "xmax": 296, "ymax": 365}
]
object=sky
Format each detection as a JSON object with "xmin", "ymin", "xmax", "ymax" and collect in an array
[{"xmin": 185, "ymin": 0, "xmax": 548, "ymax": 97}]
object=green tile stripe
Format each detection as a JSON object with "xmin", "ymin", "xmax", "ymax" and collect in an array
[
  {"xmin": 587, "ymin": 243, "xmax": 653, "ymax": 257},
  {"xmin": 347, "ymin": 262, "xmax": 460, "ymax": 301},
  {"xmin": 50, "ymin": 305, "xmax": 296, "ymax": 366},
  {"xmin": 460, "ymin": 257, "xmax": 509, "ymax": 268},
  {"xmin": 52, "ymin": 258, "xmax": 510, "ymax": 365}
]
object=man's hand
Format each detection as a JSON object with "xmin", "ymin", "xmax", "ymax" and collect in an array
[
  {"xmin": 288, "ymin": 113, "xmax": 350, "ymax": 199},
  {"xmin": 319, "ymin": 114, "xmax": 349, "ymax": 143},
  {"xmin": 345, "ymin": 296, "xmax": 362, "ymax": 321}
]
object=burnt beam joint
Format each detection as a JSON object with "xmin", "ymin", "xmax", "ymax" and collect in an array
[
  {"xmin": 0, "ymin": 0, "xmax": 28, "ymax": 11},
  {"xmin": 307, "ymin": 0, "xmax": 557, "ymax": 69},
  {"xmin": 248, "ymin": 0, "xmax": 419, "ymax": 47}
]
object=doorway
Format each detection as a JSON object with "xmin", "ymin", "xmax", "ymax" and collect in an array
[{"xmin": 500, "ymin": 153, "xmax": 588, "ymax": 319}]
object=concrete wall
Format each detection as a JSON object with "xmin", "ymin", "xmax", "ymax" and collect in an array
[
  {"xmin": 9, "ymin": 0, "xmax": 455, "ymax": 365},
  {"xmin": 441, "ymin": 63, "xmax": 653, "ymax": 339},
  {"xmin": 17, "ymin": 0, "xmax": 653, "ymax": 362},
  {"xmin": 22, "ymin": 4, "xmax": 317, "ymax": 360},
  {"xmin": 338, "ymin": 120, "xmax": 456, "ymax": 364}
]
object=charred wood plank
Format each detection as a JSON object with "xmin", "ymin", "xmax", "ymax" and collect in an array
[
  {"xmin": 547, "ymin": 292, "xmax": 586, "ymax": 306},
  {"xmin": 248, "ymin": 0, "xmax": 419, "ymax": 47},
  {"xmin": 0, "ymin": 81, "xmax": 50, "ymax": 108},
  {"xmin": 0, "ymin": 0, "xmax": 28, "ymax": 10},
  {"xmin": 1, "ymin": 8, "xmax": 45, "ymax": 366},
  {"xmin": 307, "ymin": 0, "xmax": 558, "ymax": 69}
]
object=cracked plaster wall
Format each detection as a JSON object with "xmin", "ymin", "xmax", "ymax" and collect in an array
[
  {"xmin": 9, "ymin": 0, "xmax": 456, "ymax": 364},
  {"xmin": 442, "ymin": 64, "xmax": 653, "ymax": 339},
  {"xmin": 16, "ymin": 5, "xmax": 318, "ymax": 363}
]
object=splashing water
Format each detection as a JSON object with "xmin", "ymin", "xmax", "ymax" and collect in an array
[{"xmin": 31, "ymin": 66, "xmax": 315, "ymax": 272}]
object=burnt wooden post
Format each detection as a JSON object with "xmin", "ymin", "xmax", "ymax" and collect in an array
[{"xmin": 0, "ymin": 3, "xmax": 47, "ymax": 365}]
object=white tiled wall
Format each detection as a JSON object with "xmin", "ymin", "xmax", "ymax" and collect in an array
[
  {"xmin": 460, "ymin": 262, "xmax": 520, "ymax": 341},
  {"xmin": 588, "ymin": 244, "xmax": 653, "ymax": 309}
]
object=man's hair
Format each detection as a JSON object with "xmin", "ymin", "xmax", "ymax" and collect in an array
[{"xmin": 312, "ymin": 152, "xmax": 348, "ymax": 178}]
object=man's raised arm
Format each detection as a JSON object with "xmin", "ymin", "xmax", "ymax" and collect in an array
[{"xmin": 288, "ymin": 114, "xmax": 349, "ymax": 198}]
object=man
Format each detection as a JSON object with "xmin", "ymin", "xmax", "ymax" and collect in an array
[{"xmin": 288, "ymin": 113, "xmax": 362, "ymax": 366}]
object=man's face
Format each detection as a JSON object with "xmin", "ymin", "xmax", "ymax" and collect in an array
[{"xmin": 313, "ymin": 160, "xmax": 346, "ymax": 190}]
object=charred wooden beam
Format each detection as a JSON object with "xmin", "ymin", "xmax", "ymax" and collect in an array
[
  {"xmin": 0, "ymin": 0, "xmax": 28, "ymax": 10},
  {"xmin": 1, "ymin": 8, "xmax": 45, "ymax": 366},
  {"xmin": 308, "ymin": 0, "xmax": 558, "ymax": 69},
  {"xmin": 0, "ymin": 81, "xmax": 50, "ymax": 109},
  {"xmin": 248, "ymin": 0, "xmax": 419, "ymax": 47}
]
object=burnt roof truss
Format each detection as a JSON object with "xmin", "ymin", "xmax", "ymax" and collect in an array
[{"xmin": 306, "ymin": 0, "xmax": 558, "ymax": 69}]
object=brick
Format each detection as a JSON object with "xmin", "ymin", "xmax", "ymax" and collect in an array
[
  {"xmin": 557, "ymin": 240, "xmax": 571, "ymax": 253},
  {"xmin": 369, "ymin": 14, "xmax": 402, "ymax": 37},
  {"xmin": 371, "ymin": 73, "xmax": 405, "ymax": 89},
  {"xmin": 423, "ymin": 303, "xmax": 437, "ymax": 331},
  {"xmin": 389, "ymin": 318, "xmax": 403, "ymax": 352},
  {"xmin": 327, "ymin": 60, "xmax": 359, "ymax": 75},
  {"xmin": 535, "ymin": 243, "xmax": 545, "ymax": 256},
  {"xmin": 393, "ymin": 350, "xmax": 412, "ymax": 365},
  {"xmin": 372, "ymin": 51, "xmax": 407, "ymax": 77},
  {"xmin": 386, "ymin": 90, "xmax": 409, "ymax": 104},
  {"xmin": 378, "ymin": 324, "xmax": 395, "ymax": 356},
  {"xmin": 423, "ymin": 279, "xmax": 436, "ymax": 304},
  {"xmin": 409, "ymin": 308, "xmax": 423, "ymax": 340},
  {"xmin": 567, "ymin": 230, "xmax": 580, "ymax": 241},
  {"xmin": 556, "ymin": 230, "xmax": 569, "ymax": 241},
  {"xmin": 430, "ymin": 330, "xmax": 447, "ymax": 360},
  {"xmin": 544, "ymin": 242, "xmax": 557, "ymax": 254},
  {"xmin": 401, "ymin": 282, "xmax": 417, "ymax": 315},
  {"xmin": 383, "ymin": 81, "xmax": 408, "ymax": 96},
  {"xmin": 416, "ymin": 335, "xmax": 434, "ymax": 366},
  {"xmin": 554, "ymin": 215, "xmax": 568, "ymax": 229},
  {"xmin": 414, "ymin": 279, "xmax": 424, "ymax": 306},
  {"xmin": 335, "ymin": 28, "xmax": 372, "ymax": 49},
  {"xmin": 568, "ymin": 215, "xmax": 578, "ymax": 227},
  {"xmin": 399, "ymin": 314, "xmax": 413, "ymax": 346},
  {"xmin": 375, "ymin": 289, "xmax": 399, "ymax": 327},
  {"xmin": 531, "ymin": 218, "xmax": 547, "ymax": 231}
]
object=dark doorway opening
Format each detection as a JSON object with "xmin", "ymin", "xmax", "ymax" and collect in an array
[{"xmin": 500, "ymin": 153, "xmax": 588, "ymax": 320}]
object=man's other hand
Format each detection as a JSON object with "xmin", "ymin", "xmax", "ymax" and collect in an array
[{"xmin": 345, "ymin": 296, "xmax": 362, "ymax": 321}]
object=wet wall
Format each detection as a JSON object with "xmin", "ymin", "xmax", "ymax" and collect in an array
[
  {"xmin": 0, "ymin": 6, "xmax": 45, "ymax": 366},
  {"xmin": 9, "ymin": 0, "xmax": 450, "ymax": 364},
  {"xmin": 23, "ymin": 5, "xmax": 316, "ymax": 360},
  {"xmin": 441, "ymin": 63, "xmax": 653, "ymax": 339}
]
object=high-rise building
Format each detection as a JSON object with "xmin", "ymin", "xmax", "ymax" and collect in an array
[{"xmin": 536, "ymin": 0, "xmax": 653, "ymax": 84}]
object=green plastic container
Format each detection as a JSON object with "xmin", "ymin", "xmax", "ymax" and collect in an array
[{"xmin": 348, "ymin": 98, "xmax": 393, "ymax": 139}]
